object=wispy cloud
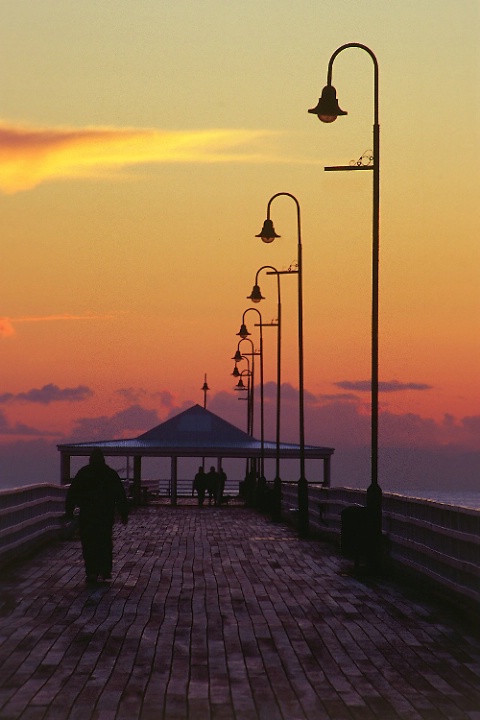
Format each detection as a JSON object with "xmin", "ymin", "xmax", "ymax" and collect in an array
[
  {"xmin": 0, "ymin": 383, "xmax": 93, "ymax": 405},
  {"xmin": 0, "ymin": 122, "xmax": 281, "ymax": 193},
  {"xmin": 0, "ymin": 313, "xmax": 116, "ymax": 338},
  {"xmin": 334, "ymin": 380, "xmax": 433, "ymax": 393}
]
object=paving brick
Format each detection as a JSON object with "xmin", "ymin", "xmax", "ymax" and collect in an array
[{"xmin": 0, "ymin": 505, "xmax": 479, "ymax": 719}]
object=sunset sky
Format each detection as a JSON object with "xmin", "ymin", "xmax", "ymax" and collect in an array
[{"xmin": 1, "ymin": 1, "xmax": 479, "ymax": 492}]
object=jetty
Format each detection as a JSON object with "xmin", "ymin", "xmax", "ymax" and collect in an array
[{"xmin": 1, "ymin": 501, "xmax": 479, "ymax": 720}]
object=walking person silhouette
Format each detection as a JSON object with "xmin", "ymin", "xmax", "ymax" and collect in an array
[{"xmin": 65, "ymin": 449, "xmax": 128, "ymax": 584}]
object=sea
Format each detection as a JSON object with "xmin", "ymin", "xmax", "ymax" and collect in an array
[{"xmin": 391, "ymin": 490, "xmax": 480, "ymax": 511}]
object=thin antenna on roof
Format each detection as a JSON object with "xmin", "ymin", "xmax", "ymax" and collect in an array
[{"xmin": 201, "ymin": 374, "xmax": 210, "ymax": 409}]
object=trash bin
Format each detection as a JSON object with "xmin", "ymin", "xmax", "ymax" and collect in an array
[{"xmin": 341, "ymin": 505, "xmax": 370, "ymax": 557}]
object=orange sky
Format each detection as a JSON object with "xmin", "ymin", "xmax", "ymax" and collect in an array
[{"xmin": 0, "ymin": 1, "xmax": 479, "ymax": 489}]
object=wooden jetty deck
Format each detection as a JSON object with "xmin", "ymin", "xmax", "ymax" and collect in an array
[{"xmin": 0, "ymin": 504, "xmax": 479, "ymax": 720}]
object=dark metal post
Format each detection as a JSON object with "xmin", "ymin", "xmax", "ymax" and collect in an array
[
  {"xmin": 257, "ymin": 193, "xmax": 307, "ymax": 537},
  {"xmin": 310, "ymin": 43, "xmax": 383, "ymax": 557},
  {"xmin": 367, "ymin": 99, "xmax": 382, "ymax": 551},
  {"xmin": 238, "ymin": 309, "xmax": 265, "ymax": 482},
  {"xmin": 249, "ymin": 265, "xmax": 283, "ymax": 519}
]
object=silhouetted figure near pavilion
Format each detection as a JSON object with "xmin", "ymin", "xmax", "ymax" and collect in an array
[
  {"xmin": 193, "ymin": 466, "xmax": 207, "ymax": 506},
  {"xmin": 65, "ymin": 449, "xmax": 128, "ymax": 584},
  {"xmin": 207, "ymin": 466, "xmax": 220, "ymax": 506}
]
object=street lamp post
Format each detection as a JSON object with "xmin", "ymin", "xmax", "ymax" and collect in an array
[
  {"xmin": 237, "ymin": 308, "xmax": 265, "ymax": 486},
  {"xmin": 256, "ymin": 192, "xmax": 308, "ymax": 537},
  {"xmin": 234, "ymin": 367, "xmax": 253, "ymax": 433},
  {"xmin": 233, "ymin": 361, "xmax": 255, "ymax": 505},
  {"xmin": 248, "ymin": 265, "xmax": 282, "ymax": 520},
  {"xmin": 232, "ymin": 341, "xmax": 255, "ymax": 436},
  {"xmin": 309, "ymin": 43, "xmax": 382, "ymax": 551}
]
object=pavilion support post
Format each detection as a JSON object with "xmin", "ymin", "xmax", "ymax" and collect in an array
[
  {"xmin": 171, "ymin": 456, "xmax": 178, "ymax": 506},
  {"xmin": 60, "ymin": 453, "xmax": 71, "ymax": 485},
  {"xmin": 323, "ymin": 457, "xmax": 331, "ymax": 487},
  {"xmin": 133, "ymin": 456, "xmax": 142, "ymax": 506}
]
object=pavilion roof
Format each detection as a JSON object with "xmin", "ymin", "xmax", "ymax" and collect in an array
[{"xmin": 57, "ymin": 404, "xmax": 334, "ymax": 459}]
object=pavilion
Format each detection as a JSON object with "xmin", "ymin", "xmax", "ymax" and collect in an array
[{"xmin": 57, "ymin": 404, "xmax": 334, "ymax": 504}]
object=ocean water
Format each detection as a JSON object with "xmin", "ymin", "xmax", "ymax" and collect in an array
[{"xmin": 398, "ymin": 490, "xmax": 480, "ymax": 511}]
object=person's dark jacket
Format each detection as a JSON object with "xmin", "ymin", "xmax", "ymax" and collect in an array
[{"xmin": 66, "ymin": 462, "xmax": 128, "ymax": 528}]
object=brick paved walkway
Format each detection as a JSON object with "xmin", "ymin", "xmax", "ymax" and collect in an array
[{"xmin": 0, "ymin": 506, "xmax": 479, "ymax": 720}]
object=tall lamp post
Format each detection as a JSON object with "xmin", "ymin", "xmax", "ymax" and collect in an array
[
  {"xmin": 248, "ymin": 265, "xmax": 282, "ymax": 519},
  {"xmin": 237, "ymin": 308, "xmax": 265, "ymax": 483},
  {"xmin": 256, "ymin": 192, "xmax": 307, "ymax": 537},
  {"xmin": 234, "ymin": 368, "xmax": 253, "ymax": 434},
  {"xmin": 233, "ymin": 363, "xmax": 255, "ymax": 505},
  {"xmin": 308, "ymin": 43, "xmax": 382, "ymax": 547}
]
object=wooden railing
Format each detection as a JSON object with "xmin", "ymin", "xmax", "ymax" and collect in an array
[
  {"xmin": 0, "ymin": 484, "xmax": 67, "ymax": 567},
  {"xmin": 280, "ymin": 484, "xmax": 480, "ymax": 610}
]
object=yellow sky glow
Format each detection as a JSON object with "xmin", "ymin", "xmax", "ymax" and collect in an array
[{"xmin": 0, "ymin": 123, "xmax": 282, "ymax": 193}]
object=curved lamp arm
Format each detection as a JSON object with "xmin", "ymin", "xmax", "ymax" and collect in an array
[{"xmin": 325, "ymin": 43, "xmax": 378, "ymax": 124}]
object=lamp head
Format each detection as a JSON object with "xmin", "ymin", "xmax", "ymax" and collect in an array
[
  {"xmin": 237, "ymin": 323, "xmax": 250, "ymax": 339},
  {"xmin": 248, "ymin": 284, "xmax": 264, "ymax": 303},
  {"xmin": 232, "ymin": 350, "xmax": 243, "ymax": 362},
  {"xmin": 308, "ymin": 84, "xmax": 347, "ymax": 123},
  {"xmin": 201, "ymin": 382, "xmax": 209, "ymax": 392},
  {"xmin": 235, "ymin": 378, "xmax": 246, "ymax": 390},
  {"xmin": 232, "ymin": 365, "xmax": 240, "ymax": 377},
  {"xmin": 255, "ymin": 218, "xmax": 280, "ymax": 244}
]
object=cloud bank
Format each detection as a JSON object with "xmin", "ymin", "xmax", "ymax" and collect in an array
[
  {"xmin": 0, "ymin": 384, "xmax": 93, "ymax": 405},
  {"xmin": 0, "ymin": 122, "xmax": 279, "ymax": 193},
  {"xmin": 70, "ymin": 404, "xmax": 161, "ymax": 441},
  {"xmin": 1, "ymin": 385, "xmax": 479, "ymax": 491}
]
